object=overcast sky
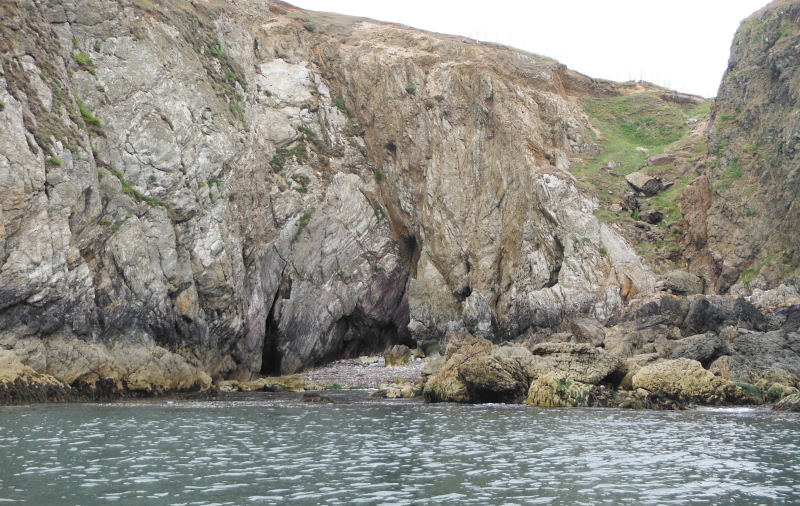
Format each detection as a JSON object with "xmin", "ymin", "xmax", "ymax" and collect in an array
[{"xmin": 286, "ymin": 0, "xmax": 771, "ymax": 98}]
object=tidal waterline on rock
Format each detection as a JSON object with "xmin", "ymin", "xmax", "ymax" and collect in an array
[{"xmin": 1, "ymin": 394, "xmax": 798, "ymax": 504}]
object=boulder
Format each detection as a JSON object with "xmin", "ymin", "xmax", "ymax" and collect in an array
[
  {"xmin": 619, "ymin": 353, "xmax": 660, "ymax": 389},
  {"xmin": 222, "ymin": 374, "xmax": 309, "ymax": 392},
  {"xmin": 603, "ymin": 315, "xmax": 682, "ymax": 358},
  {"xmin": 528, "ymin": 343, "xmax": 625, "ymax": 385},
  {"xmin": 423, "ymin": 332, "xmax": 493, "ymax": 403},
  {"xmin": 631, "ymin": 358, "xmax": 759, "ymax": 405},
  {"xmin": 370, "ymin": 380, "xmax": 420, "ymax": 399},
  {"xmin": 682, "ymin": 295, "xmax": 766, "ymax": 335},
  {"xmin": 657, "ymin": 271, "xmax": 704, "ymax": 295},
  {"xmin": 458, "ymin": 346, "xmax": 535, "ymax": 403},
  {"xmin": 670, "ymin": 332, "xmax": 732, "ymax": 366},
  {"xmin": 625, "ymin": 171, "xmax": 664, "ymax": 196},
  {"xmin": 711, "ymin": 330, "xmax": 800, "ymax": 386},
  {"xmin": 767, "ymin": 304, "xmax": 800, "ymax": 334},
  {"xmin": 621, "ymin": 191, "xmax": 641, "ymax": 211},
  {"xmin": 639, "ymin": 209, "xmax": 663, "ymax": 224},
  {"xmin": 567, "ymin": 317, "xmax": 606, "ymax": 347},
  {"xmin": 384, "ymin": 345, "xmax": 412, "ymax": 367}
]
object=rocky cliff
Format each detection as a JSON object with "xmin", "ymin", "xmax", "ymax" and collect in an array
[
  {"xmin": 0, "ymin": 0, "xmax": 797, "ymax": 398},
  {"xmin": 683, "ymin": 0, "xmax": 800, "ymax": 292}
]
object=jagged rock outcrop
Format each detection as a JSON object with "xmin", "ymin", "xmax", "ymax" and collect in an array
[
  {"xmin": 683, "ymin": 0, "xmax": 800, "ymax": 292},
  {"xmin": 0, "ymin": 0, "xmax": 656, "ymax": 394}
]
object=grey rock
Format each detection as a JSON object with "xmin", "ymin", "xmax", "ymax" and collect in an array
[
  {"xmin": 657, "ymin": 271, "xmax": 705, "ymax": 295},
  {"xmin": 639, "ymin": 209, "xmax": 663, "ymax": 224},
  {"xmin": 670, "ymin": 332, "xmax": 732, "ymax": 366},
  {"xmin": 625, "ymin": 171, "xmax": 664, "ymax": 196}
]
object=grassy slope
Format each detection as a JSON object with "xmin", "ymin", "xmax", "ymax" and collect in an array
[{"xmin": 574, "ymin": 89, "xmax": 711, "ymax": 268}]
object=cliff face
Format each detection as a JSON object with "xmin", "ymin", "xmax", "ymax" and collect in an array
[
  {"xmin": 0, "ymin": 0, "xmax": 658, "ymax": 388},
  {"xmin": 683, "ymin": 0, "xmax": 800, "ymax": 293}
]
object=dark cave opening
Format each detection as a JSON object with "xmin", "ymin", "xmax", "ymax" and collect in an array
[
  {"xmin": 260, "ymin": 275, "xmax": 293, "ymax": 376},
  {"xmin": 259, "ymin": 288, "xmax": 282, "ymax": 376},
  {"xmin": 401, "ymin": 235, "xmax": 421, "ymax": 278}
]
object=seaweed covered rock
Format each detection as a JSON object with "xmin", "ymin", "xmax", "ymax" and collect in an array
[
  {"xmin": 631, "ymin": 358, "xmax": 760, "ymax": 405},
  {"xmin": 772, "ymin": 393, "xmax": 800, "ymax": 412},
  {"xmin": 0, "ymin": 351, "xmax": 76, "ymax": 403},
  {"xmin": 525, "ymin": 374, "xmax": 598, "ymax": 407}
]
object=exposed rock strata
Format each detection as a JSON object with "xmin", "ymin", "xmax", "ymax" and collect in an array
[{"xmin": 0, "ymin": 0, "xmax": 654, "ymax": 394}]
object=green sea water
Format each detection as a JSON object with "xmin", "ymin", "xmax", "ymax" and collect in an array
[{"xmin": 1, "ymin": 392, "xmax": 798, "ymax": 504}]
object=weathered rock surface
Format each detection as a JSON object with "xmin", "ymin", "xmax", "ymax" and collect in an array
[
  {"xmin": 670, "ymin": 332, "xmax": 732, "ymax": 365},
  {"xmin": 528, "ymin": 343, "xmax": 624, "ymax": 385},
  {"xmin": 457, "ymin": 345, "xmax": 536, "ymax": 403},
  {"xmin": 710, "ymin": 330, "xmax": 800, "ymax": 386},
  {"xmin": 0, "ymin": 350, "xmax": 76, "ymax": 403},
  {"xmin": 423, "ymin": 331, "xmax": 493, "ymax": 403},
  {"xmin": 424, "ymin": 332, "xmax": 625, "ymax": 404},
  {"xmin": 526, "ymin": 374, "xmax": 597, "ymax": 407},
  {"xmin": 2, "ymin": 0, "xmax": 799, "ymax": 405}
]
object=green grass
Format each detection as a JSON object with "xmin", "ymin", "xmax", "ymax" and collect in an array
[
  {"xmin": 72, "ymin": 53, "xmax": 96, "ymax": 75},
  {"xmin": 46, "ymin": 156, "xmax": 62, "ymax": 167},
  {"xmin": 723, "ymin": 157, "xmax": 742, "ymax": 179},
  {"xmin": 574, "ymin": 92, "xmax": 698, "ymax": 206},
  {"xmin": 73, "ymin": 53, "xmax": 91, "ymax": 66},
  {"xmin": 740, "ymin": 267, "xmax": 760, "ymax": 285},
  {"xmin": 640, "ymin": 176, "xmax": 693, "ymax": 223},
  {"xmin": 583, "ymin": 92, "xmax": 689, "ymax": 149},
  {"xmin": 112, "ymin": 169, "xmax": 167, "ymax": 207},
  {"xmin": 293, "ymin": 210, "xmax": 314, "ymax": 242},
  {"xmin": 76, "ymin": 98, "xmax": 102, "ymax": 128},
  {"xmin": 333, "ymin": 96, "xmax": 353, "ymax": 117},
  {"xmin": 270, "ymin": 143, "xmax": 308, "ymax": 172},
  {"xmin": 373, "ymin": 169, "xmax": 383, "ymax": 183}
]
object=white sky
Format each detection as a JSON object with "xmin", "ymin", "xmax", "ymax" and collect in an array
[{"xmin": 286, "ymin": 0, "xmax": 771, "ymax": 98}]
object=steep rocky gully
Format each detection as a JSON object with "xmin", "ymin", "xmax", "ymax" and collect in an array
[{"xmin": 0, "ymin": 0, "xmax": 799, "ymax": 408}]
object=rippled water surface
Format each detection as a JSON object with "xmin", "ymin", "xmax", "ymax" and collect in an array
[{"xmin": 1, "ymin": 392, "xmax": 799, "ymax": 504}]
